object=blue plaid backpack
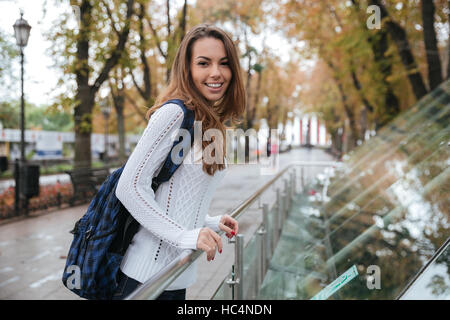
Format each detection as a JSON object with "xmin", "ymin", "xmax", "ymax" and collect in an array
[{"xmin": 62, "ymin": 99, "xmax": 195, "ymax": 300}]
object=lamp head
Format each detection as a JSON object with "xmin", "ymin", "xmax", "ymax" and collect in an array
[{"xmin": 13, "ymin": 12, "xmax": 31, "ymax": 48}]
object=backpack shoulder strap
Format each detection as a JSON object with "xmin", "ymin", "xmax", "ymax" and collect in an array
[{"xmin": 151, "ymin": 99, "xmax": 195, "ymax": 191}]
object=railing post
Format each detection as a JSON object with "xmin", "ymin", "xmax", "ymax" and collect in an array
[
  {"xmin": 285, "ymin": 178, "xmax": 291, "ymax": 213},
  {"xmin": 292, "ymin": 168, "xmax": 297, "ymax": 198},
  {"xmin": 290, "ymin": 172, "xmax": 293, "ymax": 209},
  {"xmin": 292, "ymin": 171, "xmax": 295, "ymax": 195},
  {"xmin": 255, "ymin": 229, "xmax": 263, "ymax": 296},
  {"xmin": 235, "ymin": 234, "xmax": 244, "ymax": 300},
  {"xmin": 226, "ymin": 264, "xmax": 236, "ymax": 300},
  {"xmin": 301, "ymin": 166, "xmax": 305, "ymax": 192},
  {"xmin": 275, "ymin": 188, "xmax": 280, "ymax": 245},
  {"xmin": 283, "ymin": 179, "xmax": 289, "ymax": 223},
  {"xmin": 262, "ymin": 203, "xmax": 271, "ymax": 266},
  {"xmin": 257, "ymin": 203, "xmax": 269, "ymax": 292},
  {"xmin": 278, "ymin": 187, "xmax": 284, "ymax": 240},
  {"xmin": 226, "ymin": 236, "xmax": 237, "ymax": 300}
]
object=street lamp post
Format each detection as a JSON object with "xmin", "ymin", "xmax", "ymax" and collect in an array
[
  {"xmin": 13, "ymin": 11, "xmax": 31, "ymax": 215},
  {"xmin": 13, "ymin": 11, "xmax": 31, "ymax": 163},
  {"xmin": 100, "ymin": 98, "xmax": 112, "ymax": 164}
]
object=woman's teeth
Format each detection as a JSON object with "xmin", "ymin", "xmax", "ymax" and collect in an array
[{"xmin": 206, "ymin": 83, "xmax": 223, "ymax": 88}]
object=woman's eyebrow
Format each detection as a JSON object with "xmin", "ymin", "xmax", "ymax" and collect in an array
[{"xmin": 196, "ymin": 56, "xmax": 228, "ymax": 61}]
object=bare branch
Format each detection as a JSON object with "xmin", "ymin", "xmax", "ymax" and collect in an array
[
  {"xmin": 91, "ymin": 0, "xmax": 135, "ymax": 95},
  {"xmin": 123, "ymin": 91, "xmax": 148, "ymax": 122},
  {"xmin": 102, "ymin": 0, "xmax": 121, "ymax": 38},
  {"xmin": 130, "ymin": 70, "xmax": 147, "ymax": 99},
  {"xmin": 146, "ymin": 16, "xmax": 167, "ymax": 59}
]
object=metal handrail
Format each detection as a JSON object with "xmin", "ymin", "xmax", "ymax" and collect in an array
[{"xmin": 126, "ymin": 160, "xmax": 338, "ymax": 300}]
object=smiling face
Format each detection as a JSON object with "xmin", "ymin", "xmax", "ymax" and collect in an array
[{"xmin": 190, "ymin": 37, "xmax": 232, "ymax": 104}]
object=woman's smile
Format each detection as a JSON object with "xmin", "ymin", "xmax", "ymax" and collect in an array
[{"xmin": 205, "ymin": 82, "xmax": 224, "ymax": 92}]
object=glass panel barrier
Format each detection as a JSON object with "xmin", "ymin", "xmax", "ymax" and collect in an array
[
  {"xmin": 212, "ymin": 202, "xmax": 280, "ymax": 300},
  {"xmin": 256, "ymin": 81, "xmax": 450, "ymax": 300},
  {"xmin": 399, "ymin": 238, "xmax": 450, "ymax": 300},
  {"xmin": 242, "ymin": 229, "xmax": 259, "ymax": 299}
]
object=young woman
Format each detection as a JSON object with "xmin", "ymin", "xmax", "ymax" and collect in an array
[{"xmin": 113, "ymin": 24, "xmax": 246, "ymax": 300}]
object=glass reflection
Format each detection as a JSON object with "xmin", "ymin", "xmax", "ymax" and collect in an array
[
  {"xmin": 258, "ymin": 81, "xmax": 450, "ymax": 300},
  {"xmin": 400, "ymin": 239, "xmax": 450, "ymax": 300}
]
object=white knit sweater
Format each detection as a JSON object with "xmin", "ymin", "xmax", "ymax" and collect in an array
[{"xmin": 115, "ymin": 102, "xmax": 227, "ymax": 290}]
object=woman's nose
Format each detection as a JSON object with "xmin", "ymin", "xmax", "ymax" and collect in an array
[{"xmin": 210, "ymin": 63, "xmax": 221, "ymax": 78}]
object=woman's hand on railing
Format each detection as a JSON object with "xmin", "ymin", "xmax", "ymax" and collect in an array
[
  {"xmin": 219, "ymin": 214, "xmax": 239, "ymax": 239},
  {"xmin": 196, "ymin": 227, "xmax": 223, "ymax": 262}
]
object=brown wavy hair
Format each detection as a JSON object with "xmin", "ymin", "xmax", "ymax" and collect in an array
[{"xmin": 146, "ymin": 24, "xmax": 246, "ymax": 176}]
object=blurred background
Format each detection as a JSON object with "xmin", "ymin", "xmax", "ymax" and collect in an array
[{"xmin": 0, "ymin": 0, "xmax": 449, "ymax": 300}]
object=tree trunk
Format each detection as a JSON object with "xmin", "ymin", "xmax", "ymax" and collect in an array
[
  {"xmin": 179, "ymin": 0, "xmax": 188, "ymax": 41},
  {"xmin": 421, "ymin": 0, "xmax": 443, "ymax": 90},
  {"xmin": 448, "ymin": 7, "xmax": 450, "ymax": 79},
  {"xmin": 350, "ymin": 69, "xmax": 374, "ymax": 114},
  {"xmin": 368, "ymin": 29, "xmax": 401, "ymax": 129},
  {"xmin": 339, "ymin": 96, "xmax": 358, "ymax": 149},
  {"xmin": 324, "ymin": 58, "xmax": 360, "ymax": 148},
  {"xmin": 350, "ymin": 0, "xmax": 400, "ymax": 129},
  {"xmin": 74, "ymin": 0, "xmax": 93, "ymax": 169},
  {"xmin": 74, "ymin": 88, "xmax": 95, "ymax": 169},
  {"xmin": 331, "ymin": 129, "xmax": 342, "ymax": 156},
  {"xmin": 113, "ymin": 94, "xmax": 126, "ymax": 164},
  {"xmin": 371, "ymin": 0, "xmax": 428, "ymax": 100},
  {"xmin": 360, "ymin": 107, "xmax": 367, "ymax": 142},
  {"xmin": 138, "ymin": 3, "xmax": 151, "ymax": 101}
]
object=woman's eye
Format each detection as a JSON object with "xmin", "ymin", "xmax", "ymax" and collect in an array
[{"xmin": 197, "ymin": 61, "xmax": 229, "ymax": 66}]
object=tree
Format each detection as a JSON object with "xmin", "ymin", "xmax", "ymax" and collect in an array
[
  {"xmin": 273, "ymin": 0, "xmax": 449, "ymax": 155},
  {"xmin": 349, "ymin": 0, "xmax": 400, "ymax": 129},
  {"xmin": 144, "ymin": 0, "xmax": 188, "ymax": 84},
  {"xmin": 49, "ymin": 0, "xmax": 135, "ymax": 169},
  {"xmin": 127, "ymin": 1, "xmax": 153, "ymax": 107},
  {"xmin": 0, "ymin": 101, "xmax": 20, "ymax": 129},
  {"xmin": 421, "ymin": 0, "xmax": 443, "ymax": 90},
  {"xmin": 370, "ymin": 0, "xmax": 428, "ymax": 100}
]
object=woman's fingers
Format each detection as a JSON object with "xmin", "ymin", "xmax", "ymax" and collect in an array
[
  {"xmin": 220, "ymin": 215, "xmax": 239, "ymax": 238},
  {"xmin": 200, "ymin": 242, "xmax": 215, "ymax": 261},
  {"xmin": 219, "ymin": 222, "xmax": 233, "ymax": 236},
  {"xmin": 210, "ymin": 228, "xmax": 223, "ymax": 254},
  {"xmin": 197, "ymin": 228, "xmax": 223, "ymax": 261}
]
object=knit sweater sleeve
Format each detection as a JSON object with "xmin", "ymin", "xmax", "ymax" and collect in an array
[
  {"xmin": 115, "ymin": 103, "xmax": 200, "ymax": 250},
  {"xmin": 204, "ymin": 214, "xmax": 222, "ymax": 232}
]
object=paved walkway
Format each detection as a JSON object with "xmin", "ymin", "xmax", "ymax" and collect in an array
[{"xmin": 0, "ymin": 147, "xmax": 335, "ymax": 300}]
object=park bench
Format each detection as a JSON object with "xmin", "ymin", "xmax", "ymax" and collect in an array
[{"xmin": 65, "ymin": 167, "xmax": 110, "ymax": 205}]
